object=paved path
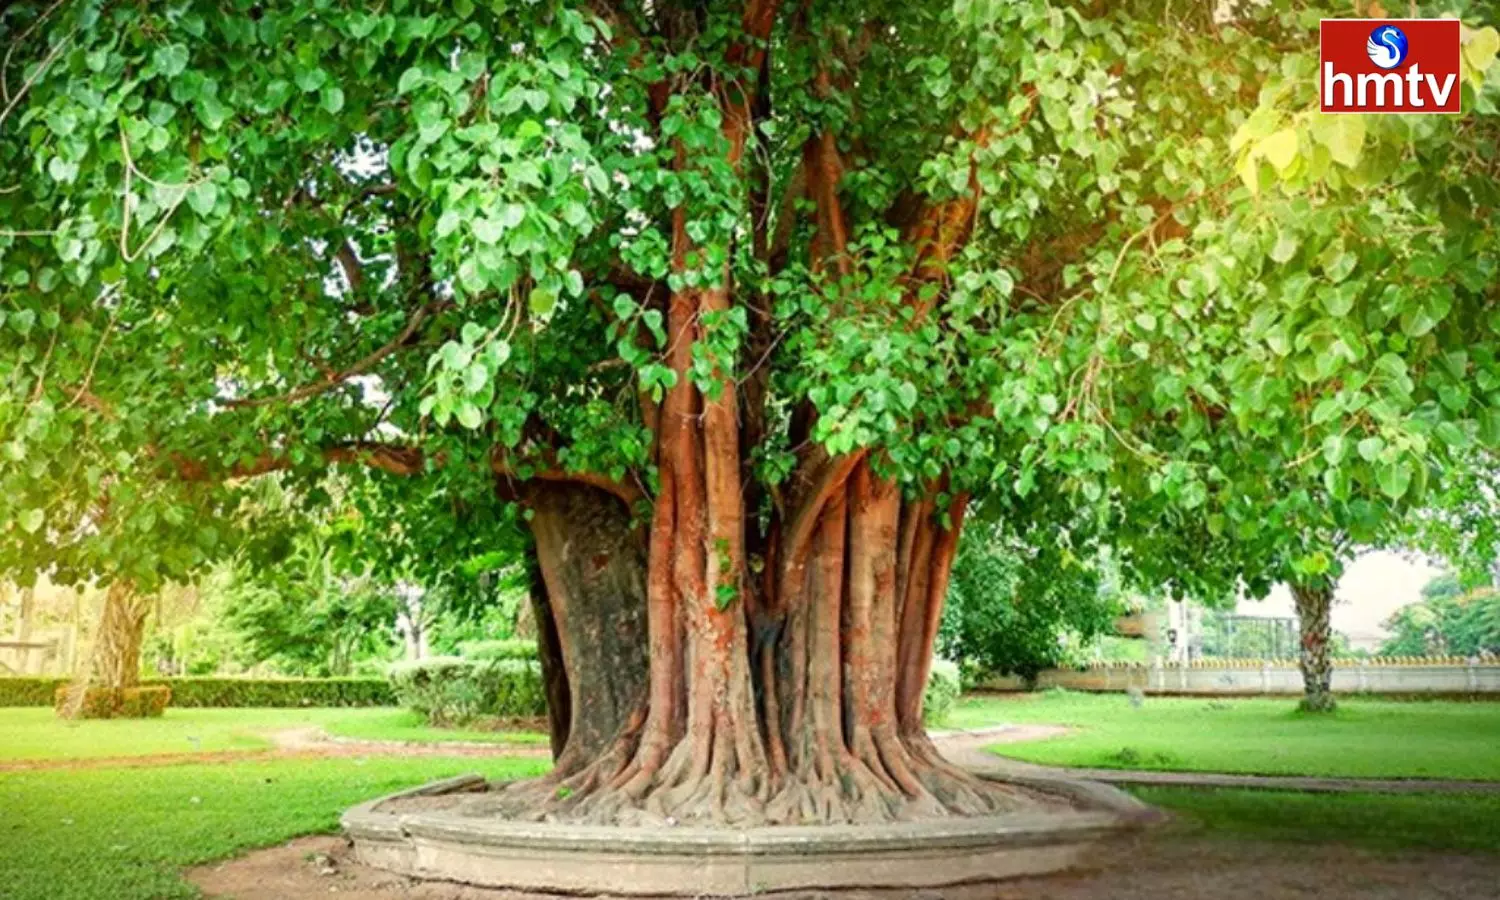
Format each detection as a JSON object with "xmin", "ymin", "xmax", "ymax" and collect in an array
[{"xmin": 933, "ymin": 724, "xmax": 1500, "ymax": 795}]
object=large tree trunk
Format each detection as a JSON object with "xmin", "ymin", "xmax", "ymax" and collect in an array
[
  {"xmin": 1291, "ymin": 581, "xmax": 1336, "ymax": 713},
  {"xmin": 494, "ymin": 453, "xmax": 1026, "ymax": 827}
]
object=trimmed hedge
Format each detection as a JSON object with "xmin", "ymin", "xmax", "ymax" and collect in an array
[
  {"xmin": 158, "ymin": 677, "xmax": 393, "ymax": 708},
  {"xmin": 0, "ymin": 677, "xmax": 66, "ymax": 706},
  {"xmin": 387, "ymin": 657, "xmax": 545, "ymax": 725},
  {"xmin": 0, "ymin": 676, "xmax": 393, "ymax": 708},
  {"xmin": 54, "ymin": 685, "xmax": 171, "ymax": 719},
  {"xmin": 456, "ymin": 639, "xmax": 539, "ymax": 661}
]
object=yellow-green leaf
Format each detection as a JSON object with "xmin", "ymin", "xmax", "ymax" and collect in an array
[
  {"xmin": 1257, "ymin": 129, "xmax": 1299, "ymax": 172},
  {"xmin": 1463, "ymin": 26, "xmax": 1499, "ymax": 74}
]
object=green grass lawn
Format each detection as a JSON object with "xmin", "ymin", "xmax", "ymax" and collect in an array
[
  {"xmin": 1140, "ymin": 787, "xmax": 1500, "ymax": 854},
  {"xmin": 0, "ymin": 706, "xmax": 547, "ymax": 761},
  {"xmin": 0, "ymin": 755, "xmax": 550, "ymax": 900},
  {"xmin": 952, "ymin": 692, "xmax": 1500, "ymax": 780},
  {"xmin": 315, "ymin": 707, "xmax": 549, "ymax": 745}
]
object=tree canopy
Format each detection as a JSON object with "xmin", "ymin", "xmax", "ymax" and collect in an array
[{"xmin": 2, "ymin": 0, "xmax": 1499, "ymax": 823}]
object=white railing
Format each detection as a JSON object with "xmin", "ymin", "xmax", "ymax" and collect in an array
[{"xmin": 977, "ymin": 654, "xmax": 1500, "ymax": 695}]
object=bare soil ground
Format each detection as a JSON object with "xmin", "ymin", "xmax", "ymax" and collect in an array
[{"xmin": 186, "ymin": 831, "xmax": 1500, "ymax": 900}]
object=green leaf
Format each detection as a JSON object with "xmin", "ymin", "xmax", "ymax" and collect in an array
[
  {"xmin": 398, "ymin": 66, "xmax": 425, "ymax": 94},
  {"xmin": 1376, "ymin": 460, "xmax": 1412, "ymax": 500},
  {"xmin": 897, "ymin": 382, "xmax": 919, "ymax": 410},
  {"xmin": 187, "ymin": 182, "xmax": 218, "ymax": 216},
  {"xmin": 1357, "ymin": 436, "xmax": 1384, "ymax": 461},
  {"xmin": 153, "ymin": 44, "xmax": 190, "ymax": 78},
  {"xmin": 19, "ymin": 508, "xmax": 44, "ymax": 534},
  {"xmin": 1321, "ymin": 434, "xmax": 1347, "ymax": 465},
  {"xmin": 1269, "ymin": 229, "xmax": 1298, "ymax": 264},
  {"xmin": 1464, "ymin": 26, "xmax": 1499, "ymax": 73},
  {"xmin": 1257, "ymin": 129, "xmax": 1298, "ymax": 172},
  {"xmin": 456, "ymin": 401, "xmax": 484, "ymax": 429},
  {"xmin": 1322, "ymin": 114, "xmax": 1365, "ymax": 168},
  {"xmin": 529, "ymin": 287, "xmax": 557, "ymax": 317}
]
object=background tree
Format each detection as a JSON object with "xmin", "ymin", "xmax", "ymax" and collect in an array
[
  {"xmin": 938, "ymin": 509, "xmax": 1121, "ymax": 685},
  {"xmin": 1382, "ymin": 573, "xmax": 1500, "ymax": 657}
]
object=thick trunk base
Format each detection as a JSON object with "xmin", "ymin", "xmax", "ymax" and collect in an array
[{"xmin": 496, "ymin": 465, "xmax": 1028, "ymax": 826}]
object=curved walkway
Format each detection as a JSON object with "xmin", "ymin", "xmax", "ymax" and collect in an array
[{"xmin": 933, "ymin": 724, "xmax": 1500, "ymax": 795}]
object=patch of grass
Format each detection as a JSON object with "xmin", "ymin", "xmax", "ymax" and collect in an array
[
  {"xmin": 953, "ymin": 692, "xmax": 1500, "ymax": 780},
  {"xmin": 0, "ymin": 707, "xmax": 547, "ymax": 762},
  {"xmin": 0, "ymin": 755, "xmax": 550, "ymax": 900},
  {"xmin": 316, "ymin": 707, "xmax": 549, "ymax": 745},
  {"xmin": 1137, "ymin": 786, "xmax": 1500, "ymax": 854}
]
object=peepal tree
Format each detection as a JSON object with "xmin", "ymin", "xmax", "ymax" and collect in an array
[{"xmin": 3, "ymin": 0, "xmax": 1499, "ymax": 822}]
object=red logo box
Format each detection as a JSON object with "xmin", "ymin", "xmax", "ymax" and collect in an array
[{"xmin": 1321, "ymin": 19, "xmax": 1462, "ymax": 113}]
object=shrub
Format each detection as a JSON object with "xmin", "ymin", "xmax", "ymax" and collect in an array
[
  {"xmin": 159, "ymin": 677, "xmax": 392, "ymax": 707},
  {"xmin": 52, "ymin": 685, "xmax": 172, "ymax": 719},
  {"xmin": 923, "ymin": 659, "xmax": 962, "ymax": 727},
  {"xmin": 456, "ymin": 639, "xmax": 539, "ymax": 661},
  {"xmin": 118, "ymin": 686, "xmax": 171, "ymax": 717},
  {"xmin": 4, "ymin": 676, "xmax": 392, "ymax": 708},
  {"xmin": 387, "ymin": 657, "xmax": 545, "ymax": 725},
  {"xmin": 0, "ymin": 677, "xmax": 67, "ymax": 706}
]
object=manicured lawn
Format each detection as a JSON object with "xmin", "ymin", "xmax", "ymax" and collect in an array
[
  {"xmin": 1140, "ymin": 787, "xmax": 1500, "ymax": 854},
  {"xmin": 0, "ymin": 756, "xmax": 549, "ymax": 900},
  {"xmin": 316, "ymin": 707, "xmax": 549, "ymax": 745},
  {"xmin": 0, "ymin": 707, "xmax": 546, "ymax": 761},
  {"xmin": 952, "ymin": 692, "xmax": 1500, "ymax": 780}
]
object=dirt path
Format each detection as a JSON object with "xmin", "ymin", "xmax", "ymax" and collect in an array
[
  {"xmin": 0, "ymin": 727, "xmax": 549, "ymax": 773},
  {"xmin": 187, "ymin": 831, "xmax": 1500, "ymax": 900}
]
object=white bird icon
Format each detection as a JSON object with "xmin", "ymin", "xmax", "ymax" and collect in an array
[{"xmin": 1366, "ymin": 27, "xmax": 1405, "ymax": 69}]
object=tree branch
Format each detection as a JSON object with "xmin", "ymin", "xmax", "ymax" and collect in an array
[{"xmin": 221, "ymin": 299, "xmax": 438, "ymax": 409}]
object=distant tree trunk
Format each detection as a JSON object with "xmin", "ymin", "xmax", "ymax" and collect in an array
[
  {"xmin": 60, "ymin": 582, "xmax": 149, "ymax": 719},
  {"xmin": 91, "ymin": 582, "xmax": 147, "ymax": 690},
  {"xmin": 1291, "ymin": 581, "xmax": 1336, "ymax": 713}
]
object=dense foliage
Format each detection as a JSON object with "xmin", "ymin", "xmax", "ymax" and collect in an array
[
  {"xmin": 1382, "ymin": 573, "xmax": 1500, "ymax": 657},
  {"xmin": 937, "ymin": 518, "xmax": 1122, "ymax": 681},
  {"xmin": 387, "ymin": 656, "xmax": 546, "ymax": 725}
]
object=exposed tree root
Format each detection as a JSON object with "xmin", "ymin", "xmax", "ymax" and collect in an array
[{"xmin": 474, "ymin": 727, "xmax": 1035, "ymax": 827}]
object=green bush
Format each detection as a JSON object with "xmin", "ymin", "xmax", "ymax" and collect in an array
[
  {"xmin": 3, "ymin": 676, "xmax": 391, "ymax": 708},
  {"xmin": 456, "ymin": 639, "xmax": 539, "ymax": 661},
  {"xmin": 52, "ymin": 685, "xmax": 172, "ymax": 719},
  {"xmin": 923, "ymin": 659, "xmax": 962, "ymax": 727},
  {"xmin": 158, "ymin": 677, "xmax": 393, "ymax": 707},
  {"xmin": 0, "ymin": 677, "xmax": 67, "ymax": 706},
  {"xmin": 387, "ymin": 657, "xmax": 545, "ymax": 725}
]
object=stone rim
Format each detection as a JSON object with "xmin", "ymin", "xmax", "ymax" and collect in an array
[{"xmin": 342, "ymin": 773, "xmax": 1158, "ymax": 896}]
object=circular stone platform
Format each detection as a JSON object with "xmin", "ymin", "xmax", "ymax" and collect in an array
[{"xmin": 342, "ymin": 774, "xmax": 1160, "ymax": 896}]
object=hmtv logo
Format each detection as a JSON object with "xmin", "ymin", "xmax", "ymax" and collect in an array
[{"xmin": 1321, "ymin": 19, "xmax": 1461, "ymax": 113}]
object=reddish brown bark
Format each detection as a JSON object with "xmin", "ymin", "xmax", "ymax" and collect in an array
[{"xmin": 470, "ymin": 0, "xmax": 1022, "ymax": 828}]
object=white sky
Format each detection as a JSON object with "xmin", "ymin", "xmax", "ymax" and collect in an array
[{"xmin": 1234, "ymin": 550, "xmax": 1443, "ymax": 650}]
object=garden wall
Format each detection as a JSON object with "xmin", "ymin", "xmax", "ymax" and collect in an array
[{"xmin": 977, "ymin": 656, "xmax": 1500, "ymax": 696}]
